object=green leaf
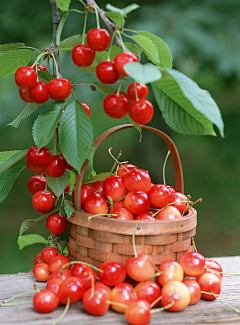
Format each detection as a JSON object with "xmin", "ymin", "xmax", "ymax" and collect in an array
[
  {"xmin": 85, "ymin": 172, "xmax": 112, "ymax": 184},
  {"xmin": 64, "ymin": 199, "xmax": 75, "ymax": 219},
  {"xmin": 0, "ymin": 149, "xmax": 28, "ymax": 175},
  {"xmin": 90, "ymin": 81, "xmax": 115, "ymax": 95},
  {"xmin": 81, "ymin": 66, "xmax": 96, "ymax": 74},
  {"xmin": 69, "ymin": 170, "xmax": 76, "ymax": 191},
  {"xmin": 124, "ymin": 62, "xmax": 162, "ymax": 84},
  {"xmin": 105, "ymin": 12, "xmax": 125, "ymax": 27},
  {"xmin": 106, "ymin": 3, "xmax": 139, "ymax": 17},
  {"xmin": 56, "ymin": 11, "xmax": 69, "ymax": 46},
  {"xmin": 0, "ymin": 43, "xmax": 25, "ymax": 51},
  {"xmin": 86, "ymin": 142, "xmax": 95, "ymax": 164},
  {"xmin": 108, "ymin": 43, "xmax": 142, "ymax": 61},
  {"xmin": 8, "ymin": 103, "xmax": 39, "ymax": 128},
  {"xmin": 58, "ymin": 34, "xmax": 82, "ymax": 51},
  {"xmin": 0, "ymin": 49, "xmax": 35, "ymax": 79},
  {"xmin": 17, "ymin": 234, "xmax": 47, "ymax": 250},
  {"xmin": 33, "ymin": 101, "xmax": 64, "ymax": 149},
  {"xmin": 46, "ymin": 169, "xmax": 70, "ymax": 197},
  {"xmin": 132, "ymin": 35, "xmax": 159, "ymax": 64},
  {"xmin": 0, "ymin": 165, "xmax": 25, "ymax": 203},
  {"xmin": 38, "ymin": 71, "xmax": 55, "ymax": 82},
  {"xmin": 57, "ymin": 0, "xmax": 71, "ymax": 11},
  {"xmin": 138, "ymin": 31, "xmax": 172, "ymax": 68},
  {"xmin": 126, "ymin": 113, "xmax": 142, "ymax": 135},
  {"xmin": 82, "ymin": 162, "xmax": 93, "ymax": 184},
  {"xmin": 59, "ymin": 100, "xmax": 94, "ymax": 173}
]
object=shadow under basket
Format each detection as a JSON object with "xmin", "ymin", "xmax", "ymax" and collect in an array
[{"xmin": 67, "ymin": 124, "xmax": 197, "ymax": 268}]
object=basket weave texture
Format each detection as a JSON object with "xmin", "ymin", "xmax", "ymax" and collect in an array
[{"xmin": 67, "ymin": 124, "xmax": 197, "ymax": 267}]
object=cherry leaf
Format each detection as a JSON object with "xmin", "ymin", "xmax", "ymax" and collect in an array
[{"xmin": 124, "ymin": 62, "xmax": 162, "ymax": 84}]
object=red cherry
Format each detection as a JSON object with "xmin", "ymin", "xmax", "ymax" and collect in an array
[
  {"xmin": 112, "ymin": 207, "xmax": 134, "ymax": 220},
  {"xmin": 29, "ymin": 81, "xmax": 49, "ymax": 104},
  {"xmin": 26, "ymin": 158, "xmax": 45, "ymax": 174},
  {"xmin": 71, "ymin": 44, "xmax": 95, "ymax": 67},
  {"xmin": 15, "ymin": 66, "xmax": 37, "ymax": 88},
  {"xmin": 33, "ymin": 262, "xmax": 51, "ymax": 282},
  {"xmin": 94, "ymin": 282, "xmax": 112, "ymax": 294},
  {"xmin": 179, "ymin": 252, "xmax": 205, "ymax": 277},
  {"xmin": 182, "ymin": 279, "xmax": 201, "ymax": 305},
  {"xmin": 28, "ymin": 175, "xmax": 46, "ymax": 195},
  {"xmin": 125, "ymin": 300, "xmax": 151, "ymax": 325},
  {"xmin": 203, "ymin": 259, "xmax": 223, "ymax": 278},
  {"xmin": 48, "ymin": 269, "xmax": 71, "ymax": 282},
  {"xmin": 87, "ymin": 28, "xmax": 111, "ymax": 51},
  {"xmin": 46, "ymin": 279, "xmax": 63, "ymax": 295},
  {"xmin": 92, "ymin": 181, "xmax": 104, "ymax": 194},
  {"xmin": 71, "ymin": 263, "xmax": 96, "ymax": 289},
  {"xmin": 41, "ymin": 247, "xmax": 59, "ymax": 264},
  {"xmin": 58, "ymin": 276, "xmax": 86, "ymax": 305},
  {"xmin": 96, "ymin": 61, "xmax": 120, "ymax": 84},
  {"xmin": 148, "ymin": 184, "xmax": 172, "ymax": 208},
  {"xmin": 33, "ymin": 289, "xmax": 59, "ymax": 313},
  {"xmin": 135, "ymin": 281, "xmax": 162, "ymax": 308},
  {"xmin": 27, "ymin": 146, "xmax": 50, "ymax": 167},
  {"xmin": 157, "ymin": 260, "xmax": 184, "ymax": 287},
  {"xmin": 124, "ymin": 169, "xmax": 151, "ymax": 193},
  {"xmin": 114, "ymin": 52, "xmax": 139, "ymax": 76},
  {"xmin": 110, "ymin": 283, "xmax": 138, "ymax": 313},
  {"xmin": 129, "ymin": 99, "xmax": 154, "ymax": 125},
  {"xmin": 45, "ymin": 155, "xmax": 66, "ymax": 178},
  {"xmin": 111, "ymin": 200, "xmax": 124, "ymax": 212},
  {"xmin": 19, "ymin": 88, "xmax": 34, "ymax": 103},
  {"xmin": 161, "ymin": 281, "xmax": 190, "ymax": 312},
  {"xmin": 134, "ymin": 213, "xmax": 156, "ymax": 221},
  {"xmin": 71, "ymin": 184, "xmax": 95, "ymax": 208},
  {"xmin": 170, "ymin": 192, "xmax": 190, "ymax": 214},
  {"xmin": 103, "ymin": 91, "xmax": 129, "ymax": 119},
  {"xmin": 117, "ymin": 164, "xmax": 138, "ymax": 178},
  {"xmin": 30, "ymin": 63, "xmax": 47, "ymax": 71},
  {"xmin": 98, "ymin": 261, "xmax": 126, "ymax": 286},
  {"xmin": 82, "ymin": 285, "xmax": 111, "ymax": 316},
  {"xmin": 167, "ymin": 185, "xmax": 176, "ymax": 194},
  {"xmin": 81, "ymin": 103, "xmax": 91, "ymax": 117},
  {"xmin": 124, "ymin": 191, "xmax": 151, "ymax": 215},
  {"xmin": 48, "ymin": 78, "xmax": 71, "ymax": 100},
  {"xmin": 84, "ymin": 193, "xmax": 108, "ymax": 215},
  {"xmin": 103, "ymin": 175, "xmax": 127, "ymax": 202},
  {"xmin": 127, "ymin": 83, "xmax": 149, "ymax": 102},
  {"xmin": 46, "ymin": 213, "xmax": 67, "ymax": 235},
  {"xmin": 32, "ymin": 191, "xmax": 55, "ymax": 214},
  {"xmin": 48, "ymin": 255, "xmax": 70, "ymax": 273},
  {"xmin": 157, "ymin": 206, "xmax": 182, "ymax": 220},
  {"xmin": 125, "ymin": 253, "xmax": 155, "ymax": 282},
  {"xmin": 34, "ymin": 252, "xmax": 43, "ymax": 265},
  {"xmin": 197, "ymin": 272, "xmax": 221, "ymax": 301}
]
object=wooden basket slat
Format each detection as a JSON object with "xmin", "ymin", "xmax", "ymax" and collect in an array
[
  {"xmin": 152, "ymin": 244, "xmax": 171, "ymax": 255},
  {"xmin": 170, "ymin": 238, "xmax": 192, "ymax": 252},
  {"xmin": 112, "ymin": 244, "xmax": 153, "ymax": 255},
  {"xmin": 77, "ymin": 245, "xmax": 88, "ymax": 257},
  {"xmin": 124, "ymin": 235, "xmax": 145, "ymax": 245},
  {"xmin": 151, "ymin": 252, "xmax": 177, "ymax": 265},
  {"xmin": 77, "ymin": 225, "xmax": 89, "ymax": 237},
  {"xmin": 177, "ymin": 228, "xmax": 196, "ymax": 241},
  {"xmin": 144, "ymin": 234, "xmax": 178, "ymax": 246},
  {"xmin": 88, "ymin": 248, "xmax": 123, "ymax": 263},
  {"xmin": 89, "ymin": 229, "xmax": 125, "ymax": 244}
]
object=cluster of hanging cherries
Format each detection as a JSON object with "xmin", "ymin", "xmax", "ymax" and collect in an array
[{"xmin": 15, "ymin": 26, "xmax": 153, "ymax": 124}]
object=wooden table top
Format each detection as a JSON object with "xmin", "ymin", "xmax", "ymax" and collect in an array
[{"xmin": 1, "ymin": 256, "xmax": 240, "ymax": 325}]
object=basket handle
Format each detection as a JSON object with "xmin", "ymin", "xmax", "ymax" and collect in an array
[{"xmin": 74, "ymin": 124, "xmax": 184, "ymax": 211}]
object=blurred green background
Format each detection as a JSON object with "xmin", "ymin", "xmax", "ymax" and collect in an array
[{"xmin": 1, "ymin": 0, "xmax": 240, "ymax": 274}]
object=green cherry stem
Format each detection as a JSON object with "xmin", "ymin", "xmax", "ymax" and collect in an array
[
  {"xmin": 116, "ymin": 31, "xmax": 126, "ymax": 52},
  {"xmin": 92, "ymin": 5, "xmax": 100, "ymax": 29},
  {"xmin": 89, "ymin": 274, "xmax": 95, "ymax": 302},
  {"xmin": 134, "ymin": 81, "xmax": 139, "ymax": 101},
  {"xmin": 133, "ymin": 219, "xmax": 140, "ymax": 258},
  {"xmin": 88, "ymin": 213, "xmax": 118, "ymax": 220},
  {"xmin": 151, "ymin": 300, "xmax": 175, "ymax": 313},
  {"xmin": 60, "ymin": 261, "xmax": 103, "ymax": 273},
  {"xmin": 107, "ymin": 30, "xmax": 118, "ymax": 61},
  {"xmin": 110, "ymin": 150, "xmax": 122, "ymax": 174},
  {"xmin": 205, "ymin": 266, "xmax": 240, "ymax": 276},
  {"xmin": 116, "ymin": 77, "xmax": 124, "ymax": 95},
  {"xmin": 51, "ymin": 53, "xmax": 60, "ymax": 79},
  {"xmin": 2, "ymin": 291, "xmax": 37, "ymax": 304},
  {"xmin": 82, "ymin": 11, "xmax": 89, "ymax": 45},
  {"xmin": 132, "ymin": 271, "xmax": 163, "ymax": 294},
  {"xmin": 144, "ymin": 250, "xmax": 159, "ymax": 273},
  {"xmin": 151, "ymin": 200, "xmax": 189, "ymax": 217},
  {"xmin": 163, "ymin": 150, "xmax": 171, "ymax": 186},
  {"xmin": 192, "ymin": 237, "xmax": 198, "ymax": 252},
  {"xmin": 108, "ymin": 147, "xmax": 129, "ymax": 172},
  {"xmin": 201, "ymin": 291, "xmax": 238, "ymax": 300},
  {"xmin": 52, "ymin": 297, "xmax": 71, "ymax": 325},
  {"xmin": 0, "ymin": 300, "xmax": 32, "ymax": 307},
  {"xmin": 106, "ymin": 301, "xmax": 127, "ymax": 308},
  {"xmin": 210, "ymin": 291, "xmax": 240, "ymax": 314},
  {"xmin": 150, "ymin": 295, "xmax": 162, "ymax": 308}
]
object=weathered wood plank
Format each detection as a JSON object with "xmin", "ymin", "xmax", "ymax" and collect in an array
[{"xmin": 0, "ymin": 256, "xmax": 240, "ymax": 324}]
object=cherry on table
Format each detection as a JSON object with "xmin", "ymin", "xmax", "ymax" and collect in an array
[
  {"xmin": 179, "ymin": 251, "xmax": 205, "ymax": 277},
  {"xmin": 15, "ymin": 66, "xmax": 37, "ymax": 88},
  {"xmin": 33, "ymin": 289, "xmax": 59, "ymax": 313},
  {"xmin": 103, "ymin": 91, "xmax": 129, "ymax": 119},
  {"xmin": 29, "ymin": 81, "xmax": 49, "ymax": 104},
  {"xmin": 96, "ymin": 61, "xmax": 120, "ymax": 84},
  {"xmin": 125, "ymin": 300, "xmax": 151, "ymax": 325},
  {"xmin": 41, "ymin": 247, "xmax": 59, "ymax": 264},
  {"xmin": 46, "ymin": 213, "xmax": 67, "ymax": 235},
  {"xmin": 135, "ymin": 281, "xmax": 162, "ymax": 308},
  {"xmin": 32, "ymin": 190, "xmax": 55, "ymax": 214},
  {"xmin": 124, "ymin": 191, "xmax": 151, "ymax": 215},
  {"xmin": 161, "ymin": 281, "xmax": 190, "ymax": 312},
  {"xmin": 46, "ymin": 278, "xmax": 63, "ymax": 295},
  {"xmin": 48, "ymin": 78, "xmax": 71, "ymax": 100},
  {"xmin": 103, "ymin": 175, "xmax": 127, "ymax": 202},
  {"xmin": 27, "ymin": 146, "xmax": 50, "ymax": 167},
  {"xmin": 19, "ymin": 88, "xmax": 34, "ymax": 103},
  {"xmin": 157, "ymin": 206, "xmax": 182, "ymax": 220},
  {"xmin": 129, "ymin": 99, "xmax": 154, "ymax": 125},
  {"xmin": 48, "ymin": 268, "xmax": 71, "ymax": 282},
  {"xmin": 70, "ymin": 263, "xmax": 96, "ymax": 289},
  {"xmin": 28, "ymin": 175, "xmax": 46, "ymax": 195},
  {"xmin": 58, "ymin": 276, "xmax": 86, "ymax": 305},
  {"xmin": 71, "ymin": 44, "xmax": 95, "ymax": 67},
  {"xmin": 34, "ymin": 252, "xmax": 43, "ymax": 265},
  {"xmin": 197, "ymin": 272, "xmax": 221, "ymax": 300},
  {"xmin": 45, "ymin": 155, "xmax": 66, "ymax": 178},
  {"xmin": 110, "ymin": 283, "xmax": 138, "ymax": 313},
  {"xmin": 114, "ymin": 52, "xmax": 139, "ymax": 76},
  {"xmin": 98, "ymin": 261, "xmax": 126, "ymax": 286},
  {"xmin": 33, "ymin": 262, "xmax": 51, "ymax": 282},
  {"xmin": 48, "ymin": 254, "xmax": 70, "ymax": 273},
  {"xmin": 182, "ymin": 279, "xmax": 201, "ymax": 305},
  {"xmin": 87, "ymin": 28, "xmax": 111, "ymax": 52},
  {"xmin": 125, "ymin": 253, "xmax": 156, "ymax": 283},
  {"xmin": 124, "ymin": 169, "xmax": 151, "ymax": 193},
  {"xmin": 83, "ymin": 193, "xmax": 108, "ymax": 215},
  {"xmin": 157, "ymin": 260, "xmax": 184, "ymax": 287},
  {"xmin": 127, "ymin": 83, "xmax": 149, "ymax": 102},
  {"xmin": 82, "ymin": 285, "xmax": 111, "ymax": 316},
  {"xmin": 203, "ymin": 259, "xmax": 223, "ymax": 278}
]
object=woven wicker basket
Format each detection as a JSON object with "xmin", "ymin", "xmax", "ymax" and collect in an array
[{"xmin": 67, "ymin": 124, "xmax": 197, "ymax": 267}]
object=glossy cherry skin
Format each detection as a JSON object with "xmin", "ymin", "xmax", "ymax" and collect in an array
[
  {"xmin": 81, "ymin": 102, "xmax": 91, "ymax": 118},
  {"xmin": 98, "ymin": 261, "xmax": 126, "ymax": 286},
  {"xmin": 135, "ymin": 213, "xmax": 157, "ymax": 221},
  {"xmin": 82, "ymin": 285, "xmax": 111, "ymax": 316},
  {"xmin": 112, "ymin": 206, "xmax": 134, "ymax": 220},
  {"xmin": 58, "ymin": 276, "xmax": 86, "ymax": 305},
  {"xmin": 117, "ymin": 164, "xmax": 138, "ymax": 178},
  {"xmin": 28, "ymin": 175, "xmax": 46, "ymax": 195},
  {"xmin": 71, "ymin": 263, "xmax": 96, "ymax": 289},
  {"xmin": 157, "ymin": 260, "xmax": 184, "ymax": 287},
  {"xmin": 92, "ymin": 181, "xmax": 104, "ymax": 194},
  {"xmin": 33, "ymin": 263, "xmax": 51, "ymax": 282},
  {"xmin": 29, "ymin": 81, "xmax": 49, "ymax": 104},
  {"xmin": 111, "ymin": 200, "xmax": 124, "ymax": 212},
  {"xmin": 87, "ymin": 28, "xmax": 111, "ymax": 51},
  {"xmin": 48, "ymin": 269, "xmax": 71, "ymax": 282},
  {"xmin": 46, "ymin": 213, "xmax": 67, "ymax": 235},
  {"xmin": 71, "ymin": 184, "xmax": 95, "ymax": 208},
  {"xmin": 124, "ymin": 169, "xmax": 151, "ymax": 193},
  {"xmin": 15, "ymin": 66, "xmax": 37, "ymax": 88},
  {"xmin": 34, "ymin": 252, "xmax": 43, "ymax": 265},
  {"xmin": 30, "ymin": 63, "xmax": 47, "ymax": 71},
  {"xmin": 157, "ymin": 206, "xmax": 182, "ymax": 220},
  {"xmin": 103, "ymin": 91, "xmax": 129, "ymax": 119},
  {"xmin": 83, "ymin": 193, "xmax": 108, "ymax": 215},
  {"xmin": 124, "ymin": 191, "xmax": 151, "ymax": 215},
  {"xmin": 135, "ymin": 281, "xmax": 162, "ymax": 308},
  {"xmin": 125, "ymin": 300, "xmax": 151, "ymax": 325},
  {"xmin": 96, "ymin": 61, "xmax": 120, "ymax": 84},
  {"xmin": 103, "ymin": 175, "xmax": 127, "ymax": 202},
  {"xmin": 41, "ymin": 247, "xmax": 59, "ymax": 264},
  {"xmin": 71, "ymin": 44, "xmax": 95, "ymax": 67},
  {"xmin": 32, "ymin": 191, "xmax": 55, "ymax": 214},
  {"xmin": 94, "ymin": 282, "xmax": 112, "ymax": 294},
  {"xmin": 162, "ymin": 281, "xmax": 190, "ymax": 312},
  {"xmin": 114, "ymin": 52, "xmax": 139, "ymax": 76},
  {"xmin": 197, "ymin": 272, "xmax": 221, "ymax": 300},
  {"xmin": 170, "ymin": 192, "xmax": 190, "ymax": 214},
  {"xmin": 46, "ymin": 279, "xmax": 63, "ymax": 295},
  {"xmin": 45, "ymin": 155, "xmax": 66, "ymax": 178},
  {"xmin": 48, "ymin": 78, "xmax": 71, "ymax": 100},
  {"xmin": 27, "ymin": 146, "xmax": 50, "ymax": 167},
  {"xmin": 127, "ymin": 83, "xmax": 149, "ymax": 102},
  {"xmin": 48, "ymin": 255, "xmax": 70, "ymax": 273},
  {"xmin": 33, "ymin": 289, "xmax": 59, "ymax": 313},
  {"xmin": 19, "ymin": 88, "xmax": 34, "ymax": 102},
  {"xmin": 179, "ymin": 252, "xmax": 205, "ymax": 277},
  {"xmin": 125, "ymin": 253, "xmax": 156, "ymax": 282},
  {"xmin": 182, "ymin": 279, "xmax": 201, "ymax": 305},
  {"xmin": 129, "ymin": 99, "xmax": 154, "ymax": 125},
  {"xmin": 110, "ymin": 283, "xmax": 138, "ymax": 313},
  {"xmin": 167, "ymin": 185, "xmax": 176, "ymax": 194},
  {"xmin": 26, "ymin": 159, "xmax": 45, "ymax": 174},
  {"xmin": 203, "ymin": 259, "xmax": 223, "ymax": 278},
  {"xmin": 148, "ymin": 184, "xmax": 172, "ymax": 208}
]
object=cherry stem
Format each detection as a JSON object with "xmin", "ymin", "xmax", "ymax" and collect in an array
[
  {"xmin": 152, "ymin": 200, "xmax": 189, "ymax": 217},
  {"xmin": 0, "ymin": 300, "xmax": 32, "ymax": 307},
  {"xmin": 151, "ymin": 300, "xmax": 175, "ymax": 313},
  {"xmin": 2, "ymin": 291, "xmax": 36, "ymax": 304},
  {"xmin": 192, "ymin": 237, "xmax": 198, "ymax": 252},
  {"xmin": 205, "ymin": 266, "xmax": 240, "ymax": 276},
  {"xmin": 88, "ymin": 213, "xmax": 117, "ymax": 220},
  {"xmin": 134, "ymin": 82, "xmax": 139, "ymax": 101},
  {"xmin": 116, "ymin": 31, "xmax": 125, "ymax": 52},
  {"xmin": 89, "ymin": 274, "xmax": 95, "ymax": 301},
  {"xmin": 110, "ymin": 150, "xmax": 122, "ymax": 174},
  {"xmin": 60, "ymin": 261, "xmax": 103, "ymax": 273},
  {"xmin": 51, "ymin": 53, "xmax": 60, "ymax": 79},
  {"xmin": 52, "ymin": 297, "xmax": 71, "ymax": 325},
  {"xmin": 108, "ymin": 148, "xmax": 129, "ymax": 172},
  {"xmin": 82, "ymin": 11, "xmax": 89, "ymax": 45},
  {"xmin": 150, "ymin": 295, "xmax": 162, "ymax": 308},
  {"xmin": 163, "ymin": 150, "xmax": 171, "ymax": 186},
  {"xmin": 33, "ymin": 284, "xmax": 40, "ymax": 292},
  {"xmin": 116, "ymin": 77, "xmax": 124, "ymax": 95},
  {"xmin": 108, "ymin": 196, "xmax": 114, "ymax": 217},
  {"xmin": 132, "ymin": 219, "xmax": 140, "ymax": 258},
  {"xmin": 94, "ymin": 186, "xmax": 103, "ymax": 193},
  {"xmin": 210, "ymin": 291, "xmax": 240, "ymax": 314},
  {"xmin": 144, "ymin": 250, "xmax": 159, "ymax": 273},
  {"xmin": 132, "ymin": 271, "xmax": 163, "ymax": 294},
  {"xmin": 201, "ymin": 291, "xmax": 238, "ymax": 300},
  {"xmin": 107, "ymin": 30, "xmax": 118, "ymax": 61},
  {"xmin": 91, "ymin": 5, "xmax": 100, "ymax": 29},
  {"xmin": 106, "ymin": 300, "xmax": 127, "ymax": 308}
]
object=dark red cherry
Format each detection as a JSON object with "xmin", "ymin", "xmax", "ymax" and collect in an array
[
  {"xmin": 26, "ymin": 159, "xmax": 45, "ymax": 174},
  {"xmin": 29, "ymin": 81, "xmax": 49, "ymax": 104},
  {"xmin": 28, "ymin": 175, "xmax": 47, "ymax": 195},
  {"xmin": 48, "ymin": 78, "xmax": 71, "ymax": 100},
  {"xmin": 15, "ymin": 66, "xmax": 37, "ymax": 88},
  {"xmin": 72, "ymin": 44, "xmax": 95, "ymax": 67},
  {"xmin": 45, "ymin": 155, "xmax": 66, "ymax": 178},
  {"xmin": 87, "ymin": 28, "xmax": 111, "ymax": 52},
  {"xmin": 19, "ymin": 88, "xmax": 34, "ymax": 103},
  {"xmin": 127, "ymin": 83, "xmax": 149, "ymax": 102},
  {"xmin": 32, "ymin": 190, "xmax": 55, "ymax": 214},
  {"xmin": 30, "ymin": 63, "xmax": 47, "ymax": 71},
  {"xmin": 27, "ymin": 146, "xmax": 50, "ymax": 167},
  {"xmin": 81, "ymin": 103, "xmax": 91, "ymax": 117},
  {"xmin": 103, "ymin": 91, "xmax": 129, "ymax": 119},
  {"xmin": 41, "ymin": 247, "xmax": 59, "ymax": 264},
  {"xmin": 129, "ymin": 99, "xmax": 154, "ymax": 125},
  {"xmin": 46, "ymin": 213, "xmax": 68, "ymax": 235},
  {"xmin": 124, "ymin": 191, "xmax": 151, "ymax": 215},
  {"xmin": 96, "ymin": 61, "xmax": 120, "ymax": 84}
]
